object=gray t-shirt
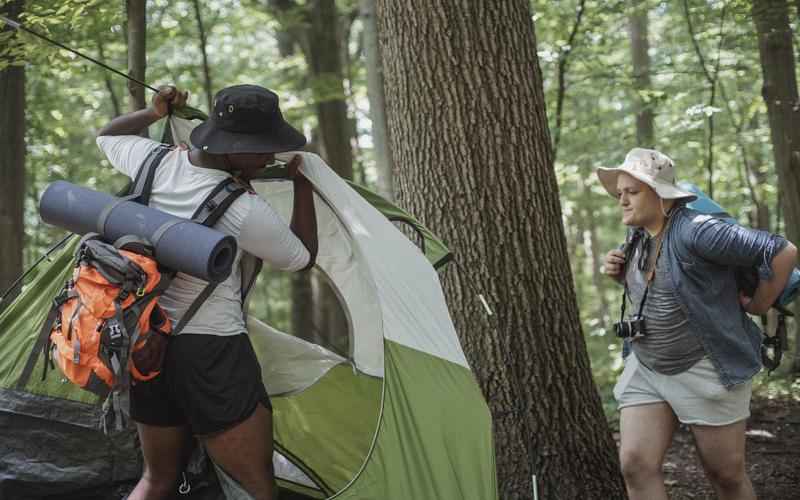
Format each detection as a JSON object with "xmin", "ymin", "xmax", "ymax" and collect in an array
[{"xmin": 625, "ymin": 235, "xmax": 705, "ymax": 374}]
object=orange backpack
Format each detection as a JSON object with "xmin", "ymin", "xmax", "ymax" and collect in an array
[{"xmin": 47, "ymin": 237, "xmax": 172, "ymax": 396}]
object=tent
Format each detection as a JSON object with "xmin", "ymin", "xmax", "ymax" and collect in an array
[{"xmin": 0, "ymin": 116, "xmax": 498, "ymax": 500}]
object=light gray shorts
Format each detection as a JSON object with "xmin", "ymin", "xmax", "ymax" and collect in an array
[{"xmin": 613, "ymin": 353, "xmax": 752, "ymax": 426}]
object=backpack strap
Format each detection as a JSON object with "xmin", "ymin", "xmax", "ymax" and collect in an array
[
  {"xmin": 191, "ymin": 178, "xmax": 248, "ymax": 225},
  {"xmin": 14, "ymin": 290, "xmax": 71, "ymax": 390},
  {"xmin": 170, "ymin": 178, "xmax": 250, "ymax": 336},
  {"xmin": 129, "ymin": 144, "xmax": 173, "ymax": 205}
]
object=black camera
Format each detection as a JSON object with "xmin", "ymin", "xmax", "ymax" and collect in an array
[{"xmin": 614, "ymin": 315, "xmax": 647, "ymax": 339}]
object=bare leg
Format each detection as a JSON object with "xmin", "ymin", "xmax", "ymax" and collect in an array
[
  {"xmin": 202, "ymin": 404, "xmax": 275, "ymax": 500},
  {"xmin": 692, "ymin": 420, "xmax": 756, "ymax": 500},
  {"xmin": 128, "ymin": 423, "xmax": 192, "ymax": 500},
  {"xmin": 618, "ymin": 403, "xmax": 679, "ymax": 500}
]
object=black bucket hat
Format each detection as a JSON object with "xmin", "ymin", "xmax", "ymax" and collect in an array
[{"xmin": 190, "ymin": 84, "xmax": 306, "ymax": 154}]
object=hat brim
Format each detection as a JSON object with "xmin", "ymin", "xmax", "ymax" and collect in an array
[
  {"xmin": 596, "ymin": 166, "xmax": 697, "ymax": 202},
  {"xmin": 190, "ymin": 118, "xmax": 307, "ymax": 154}
]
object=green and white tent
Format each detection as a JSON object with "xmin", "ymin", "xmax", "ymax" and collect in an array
[{"xmin": 0, "ymin": 116, "xmax": 498, "ymax": 499}]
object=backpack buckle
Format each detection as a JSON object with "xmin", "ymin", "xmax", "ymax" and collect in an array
[
  {"xmin": 136, "ymin": 286, "xmax": 146, "ymax": 297},
  {"xmin": 108, "ymin": 323, "xmax": 123, "ymax": 348}
]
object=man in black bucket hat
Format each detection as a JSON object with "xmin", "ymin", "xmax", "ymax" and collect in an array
[{"xmin": 97, "ymin": 84, "xmax": 318, "ymax": 500}]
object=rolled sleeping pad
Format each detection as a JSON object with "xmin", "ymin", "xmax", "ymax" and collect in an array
[
  {"xmin": 39, "ymin": 181, "xmax": 237, "ymax": 283},
  {"xmin": 678, "ymin": 181, "xmax": 800, "ymax": 308}
]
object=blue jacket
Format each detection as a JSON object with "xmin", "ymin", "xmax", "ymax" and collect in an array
[{"xmin": 623, "ymin": 205, "xmax": 788, "ymax": 388}]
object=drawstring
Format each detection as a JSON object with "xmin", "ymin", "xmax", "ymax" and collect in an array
[{"xmin": 178, "ymin": 472, "xmax": 191, "ymax": 494}]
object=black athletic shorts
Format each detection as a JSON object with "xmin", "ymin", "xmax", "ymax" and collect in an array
[{"xmin": 130, "ymin": 332, "xmax": 271, "ymax": 436}]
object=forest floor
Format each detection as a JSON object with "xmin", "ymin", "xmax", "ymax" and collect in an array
[{"xmin": 642, "ymin": 396, "xmax": 800, "ymax": 500}]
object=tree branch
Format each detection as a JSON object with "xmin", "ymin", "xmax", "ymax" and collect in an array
[
  {"xmin": 682, "ymin": 0, "xmax": 726, "ymax": 198},
  {"xmin": 552, "ymin": 0, "xmax": 586, "ymax": 163}
]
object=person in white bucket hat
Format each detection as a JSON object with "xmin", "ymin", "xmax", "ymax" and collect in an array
[{"xmin": 598, "ymin": 148, "xmax": 797, "ymax": 500}]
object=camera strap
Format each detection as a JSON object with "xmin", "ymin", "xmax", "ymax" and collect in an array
[{"xmin": 618, "ymin": 216, "xmax": 673, "ymax": 329}]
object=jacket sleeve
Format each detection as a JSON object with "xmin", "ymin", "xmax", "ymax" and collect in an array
[{"xmin": 684, "ymin": 213, "xmax": 788, "ymax": 280}]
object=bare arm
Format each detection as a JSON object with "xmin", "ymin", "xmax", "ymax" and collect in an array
[
  {"xmin": 97, "ymin": 86, "xmax": 187, "ymax": 137},
  {"xmin": 287, "ymin": 155, "xmax": 318, "ymax": 270}
]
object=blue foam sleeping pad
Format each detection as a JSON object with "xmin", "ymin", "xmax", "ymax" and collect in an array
[
  {"xmin": 39, "ymin": 181, "xmax": 237, "ymax": 283},
  {"xmin": 678, "ymin": 181, "xmax": 800, "ymax": 308}
]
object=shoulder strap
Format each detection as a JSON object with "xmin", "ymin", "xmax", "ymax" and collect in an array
[
  {"xmin": 172, "ymin": 178, "xmax": 251, "ymax": 335},
  {"xmin": 190, "ymin": 177, "xmax": 248, "ymax": 225},
  {"xmin": 129, "ymin": 145, "xmax": 173, "ymax": 205}
]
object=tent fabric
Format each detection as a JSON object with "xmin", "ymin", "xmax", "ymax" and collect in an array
[
  {"xmin": 268, "ymin": 152, "xmax": 471, "ymax": 373},
  {"xmin": 334, "ymin": 341, "xmax": 496, "ymax": 500},
  {"xmin": 0, "ymin": 115, "xmax": 498, "ymax": 500}
]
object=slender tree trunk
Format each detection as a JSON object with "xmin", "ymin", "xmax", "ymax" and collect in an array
[
  {"xmin": 376, "ymin": 1, "xmax": 626, "ymax": 498},
  {"xmin": 96, "ymin": 37, "xmax": 122, "ymax": 118},
  {"xmin": 683, "ymin": 0, "xmax": 726, "ymax": 199},
  {"xmin": 629, "ymin": 0, "xmax": 655, "ymax": 148},
  {"xmin": 749, "ymin": 112, "xmax": 771, "ymax": 232},
  {"xmin": 126, "ymin": 0, "xmax": 148, "ymax": 139},
  {"xmin": 307, "ymin": 0, "xmax": 353, "ymax": 179},
  {"xmin": 552, "ymin": 0, "xmax": 586, "ymax": 162},
  {"xmin": 584, "ymin": 191, "xmax": 610, "ymax": 324},
  {"xmin": 192, "ymin": 0, "xmax": 214, "ymax": 113},
  {"xmin": 0, "ymin": 0, "xmax": 26, "ymax": 299},
  {"xmin": 361, "ymin": 0, "xmax": 393, "ymax": 199},
  {"xmin": 752, "ymin": 0, "xmax": 800, "ymax": 373}
]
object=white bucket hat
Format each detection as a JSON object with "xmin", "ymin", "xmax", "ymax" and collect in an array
[{"xmin": 596, "ymin": 148, "xmax": 696, "ymax": 202}]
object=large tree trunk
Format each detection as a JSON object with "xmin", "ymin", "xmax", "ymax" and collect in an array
[
  {"xmin": 0, "ymin": 0, "xmax": 26, "ymax": 299},
  {"xmin": 361, "ymin": 0, "xmax": 393, "ymax": 199},
  {"xmin": 126, "ymin": 0, "xmax": 147, "ymax": 115},
  {"xmin": 751, "ymin": 0, "xmax": 800, "ymax": 373},
  {"xmin": 307, "ymin": 0, "xmax": 353, "ymax": 179},
  {"xmin": 376, "ymin": 1, "xmax": 626, "ymax": 498},
  {"xmin": 629, "ymin": 0, "xmax": 655, "ymax": 147}
]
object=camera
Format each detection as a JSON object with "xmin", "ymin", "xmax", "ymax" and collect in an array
[{"xmin": 614, "ymin": 315, "xmax": 647, "ymax": 339}]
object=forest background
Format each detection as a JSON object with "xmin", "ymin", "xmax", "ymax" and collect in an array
[{"xmin": 1, "ymin": 0, "xmax": 799, "ymax": 499}]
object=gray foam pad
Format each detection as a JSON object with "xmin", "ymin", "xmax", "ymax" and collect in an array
[{"xmin": 40, "ymin": 181, "xmax": 236, "ymax": 283}]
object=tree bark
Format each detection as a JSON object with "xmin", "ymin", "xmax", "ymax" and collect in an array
[
  {"xmin": 629, "ymin": 0, "xmax": 655, "ymax": 148},
  {"xmin": 192, "ymin": 0, "xmax": 215, "ymax": 113},
  {"xmin": 751, "ymin": 0, "xmax": 800, "ymax": 373},
  {"xmin": 0, "ymin": 0, "xmax": 25, "ymax": 299},
  {"xmin": 361, "ymin": 0, "xmax": 393, "ymax": 199},
  {"xmin": 376, "ymin": 1, "xmax": 626, "ymax": 498},
  {"xmin": 126, "ymin": 0, "xmax": 147, "ymax": 116}
]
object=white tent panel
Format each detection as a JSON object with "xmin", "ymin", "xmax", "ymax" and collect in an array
[
  {"xmin": 248, "ymin": 316, "xmax": 346, "ymax": 396},
  {"xmin": 273, "ymin": 451, "xmax": 320, "ymax": 490},
  {"xmin": 281, "ymin": 153, "xmax": 470, "ymax": 370},
  {"xmin": 252, "ymin": 179, "xmax": 385, "ymax": 377}
]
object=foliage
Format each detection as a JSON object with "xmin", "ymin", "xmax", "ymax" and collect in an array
[{"xmin": 7, "ymin": 0, "xmax": 800, "ymax": 421}]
